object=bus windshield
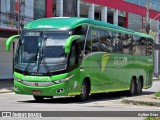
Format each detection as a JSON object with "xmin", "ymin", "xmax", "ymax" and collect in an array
[{"xmin": 15, "ymin": 31, "xmax": 69, "ymax": 74}]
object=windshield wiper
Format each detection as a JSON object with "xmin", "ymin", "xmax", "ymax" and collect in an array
[
  {"xmin": 37, "ymin": 36, "xmax": 52, "ymax": 76},
  {"xmin": 23, "ymin": 54, "xmax": 37, "ymax": 75},
  {"xmin": 41, "ymin": 57, "xmax": 52, "ymax": 76}
]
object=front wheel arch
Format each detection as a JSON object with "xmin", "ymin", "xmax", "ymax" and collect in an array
[{"xmin": 76, "ymin": 77, "xmax": 91, "ymax": 101}]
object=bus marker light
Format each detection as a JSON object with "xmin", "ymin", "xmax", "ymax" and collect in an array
[
  {"xmin": 34, "ymin": 82, "xmax": 39, "ymax": 86},
  {"xmin": 56, "ymin": 88, "xmax": 64, "ymax": 93}
]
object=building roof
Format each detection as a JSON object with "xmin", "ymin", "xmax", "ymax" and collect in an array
[{"xmin": 84, "ymin": 0, "xmax": 160, "ymax": 20}]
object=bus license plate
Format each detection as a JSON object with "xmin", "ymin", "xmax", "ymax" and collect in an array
[{"xmin": 32, "ymin": 90, "xmax": 42, "ymax": 95}]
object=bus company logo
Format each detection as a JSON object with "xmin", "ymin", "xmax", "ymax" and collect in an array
[
  {"xmin": 113, "ymin": 57, "xmax": 128, "ymax": 67},
  {"xmin": 101, "ymin": 54, "xmax": 111, "ymax": 72},
  {"xmin": 22, "ymin": 76, "xmax": 51, "ymax": 82},
  {"xmin": 97, "ymin": 54, "xmax": 111, "ymax": 73},
  {"xmin": 34, "ymin": 82, "xmax": 39, "ymax": 86}
]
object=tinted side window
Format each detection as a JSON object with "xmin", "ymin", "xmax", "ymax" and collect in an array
[
  {"xmin": 132, "ymin": 36, "xmax": 139, "ymax": 55},
  {"xmin": 139, "ymin": 37, "xmax": 147, "ymax": 55},
  {"xmin": 91, "ymin": 28, "xmax": 100, "ymax": 52},
  {"xmin": 122, "ymin": 34, "xmax": 134, "ymax": 54},
  {"xmin": 77, "ymin": 39, "xmax": 85, "ymax": 64},
  {"xmin": 112, "ymin": 32, "xmax": 123, "ymax": 53},
  {"xmin": 100, "ymin": 31, "xmax": 124, "ymax": 53},
  {"xmin": 70, "ymin": 43, "xmax": 76, "ymax": 66},
  {"xmin": 85, "ymin": 27, "xmax": 101, "ymax": 54},
  {"xmin": 85, "ymin": 28, "xmax": 92, "ymax": 54},
  {"xmin": 100, "ymin": 30, "xmax": 112, "ymax": 52},
  {"xmin": 146, "ymin": 38, "xmax": 153, "ymax": 56},
  {"xmin": 100, "ymin": 30, "xmax": 108, "ymax": 52},
  {"xmin": 132, "ymin": 36, "xmax": 153, "ymax": 56}
]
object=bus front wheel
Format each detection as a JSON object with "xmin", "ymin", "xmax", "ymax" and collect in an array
[
  {"xmin": 76, "ymin": 80, "xmax": 90, "ymax": 101},
  {"xmin": 33, "ymin": 96, "xmax": 44, "ymax": 102}
]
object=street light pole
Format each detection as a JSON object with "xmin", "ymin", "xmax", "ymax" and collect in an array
[
  {"xmin": 145, "ymin": 0, "xmax": 160, "ymax": 77},
  {"xmin": 145, "ymin": 0, "xmax": 150, "ymax": 34},
  {"xmin": 154, "ymin": 20, "xmax": 159, "ymax": 77},
  {"xmin": 18, "ymin": 0, "xmax": 20, "ymax": 35}
]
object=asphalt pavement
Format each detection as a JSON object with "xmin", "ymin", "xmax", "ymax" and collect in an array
[{"xmin": 0, "ymin": 78, "xmax": 160, "ymax": 107}]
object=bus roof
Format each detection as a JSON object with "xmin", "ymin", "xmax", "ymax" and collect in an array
[
  {"xmin": 24, "ymin": 17, "xmax": 153, "ymax": 39},
  {"xmin": 24, "ymin": 17, "xmax": 90, "ymax": 30}
]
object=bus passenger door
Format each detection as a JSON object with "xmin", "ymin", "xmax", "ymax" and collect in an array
[{"xmin": 67, "ymin": 40, "xmax": 81, "ymax": 96}]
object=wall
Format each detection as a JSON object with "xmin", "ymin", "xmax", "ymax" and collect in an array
[
  {"xmin": 0, "ymin": 38, "xmax": 13, "ymax": 79},
  {"xmin": 128, "ymin": 13, "xmax": 142, "ymax": 32}
]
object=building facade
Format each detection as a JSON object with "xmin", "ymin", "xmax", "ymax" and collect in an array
[
  {"xmin": 0, "ymin": 0, "xmax": 160, "ymax": 79},
  {"xmin": 0, "ymin": 0, "xmax": 47, "ymax": 79}
]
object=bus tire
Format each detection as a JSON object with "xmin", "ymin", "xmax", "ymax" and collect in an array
[
  {"xmin": 45, "ymin": 96, "xmax": 54, "ymax": 99},
  {"xmin": 136, "ymin": 79, "xmax": 143, "ymax": 95},
  {"xmin": 129, "ymin": 79, "xmax": 136, "ymax": 96},
  {"xmin": 33, "ymin": 96, "xmax": 44, "ymax": 102},
  {"xmin": 77, "ymin": 80, "xmax": 90, "ymax": 101}
]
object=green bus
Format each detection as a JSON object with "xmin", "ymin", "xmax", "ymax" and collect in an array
[{"xmin": 6, "ymin": 17, "xmax": 154, "ymax": 101}]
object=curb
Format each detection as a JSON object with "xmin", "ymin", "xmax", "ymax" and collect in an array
[
  {"xmin": 0, "ymin": 89, "xmax": 14, "ymax": 94},
  {"xmin": 154, "ymin": 96, "xmax": 160, "ymax": 100},
  {"xmin": 153, "ymin": 79, "xmax": 160, "ymax": 81},
  {"xmin": 153, "ymin": 78, "xmax": 160, "ymax": 81},
  {"xmin": 122, "ymin": 98, "xmax": 160, "ymax": 107},
  {"xmin": 0, "ymin": 91, "xmax": 14, "ymax": 94}
]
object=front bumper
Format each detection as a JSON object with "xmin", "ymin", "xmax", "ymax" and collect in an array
[{"xmin": 14, "ymin": 80, "xmax": 69, "ymax": 96}]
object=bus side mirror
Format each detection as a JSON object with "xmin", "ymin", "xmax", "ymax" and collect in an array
[
  {"xmin": 65, "ymin": 35, "xmax": 82, "ymax": 53},
  {"xmin": 6, "ymin": 35, "xmax": 19, "ymax": 52}
]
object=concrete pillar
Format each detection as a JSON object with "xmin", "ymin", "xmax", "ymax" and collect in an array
[
  {"xmin": 77, "ymin": 0, "xmax": 80, "ymax": 17},
  {"xmin": 101, "ymin": 6, "xmax": 107, "ymax": 22},
  {"xmin": 125, "ymin": 12, "xmax": 128, "ymax": 28},
  {"xmin": 56, "ymin": 0, "xmax": 63, "ymax": 17},
  {"xmin": 88, "ymin": 3, "xmax": 95, "ymax": 19},
  {"xmin": 46, "ymin": 0, "xmax": 53, "ymax": 17},
  {"xmin": 154, "ymin": 20, "xmax": 159, "ymax": 77},
  {"xmin": 113, "ymin": 9, "xmax": 118, "ymax": 26}
]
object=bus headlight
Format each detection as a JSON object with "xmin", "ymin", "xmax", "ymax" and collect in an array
[
  {"xmin": 14, "ymin": 77, "xmax": 23, "ymax": 82},
  {"xmin": 53, "ymin": 75, "xmax": 74, "ymax": 84}
]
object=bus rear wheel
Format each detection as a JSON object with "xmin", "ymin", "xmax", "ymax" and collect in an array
[
  {"xmin": 129, "ymin": 79, "xmax": 136, "ymax": 96},
  {"xmin": 76, "ymin": 80, "xmax": 90, "ymax": 101},
  {"xmin": 136, "ymin": 80, "xmax": 143, "ymax": 95},
  {"xmin": 33, "ymin": 96, "xmax": 44, "ymax": 102}
]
